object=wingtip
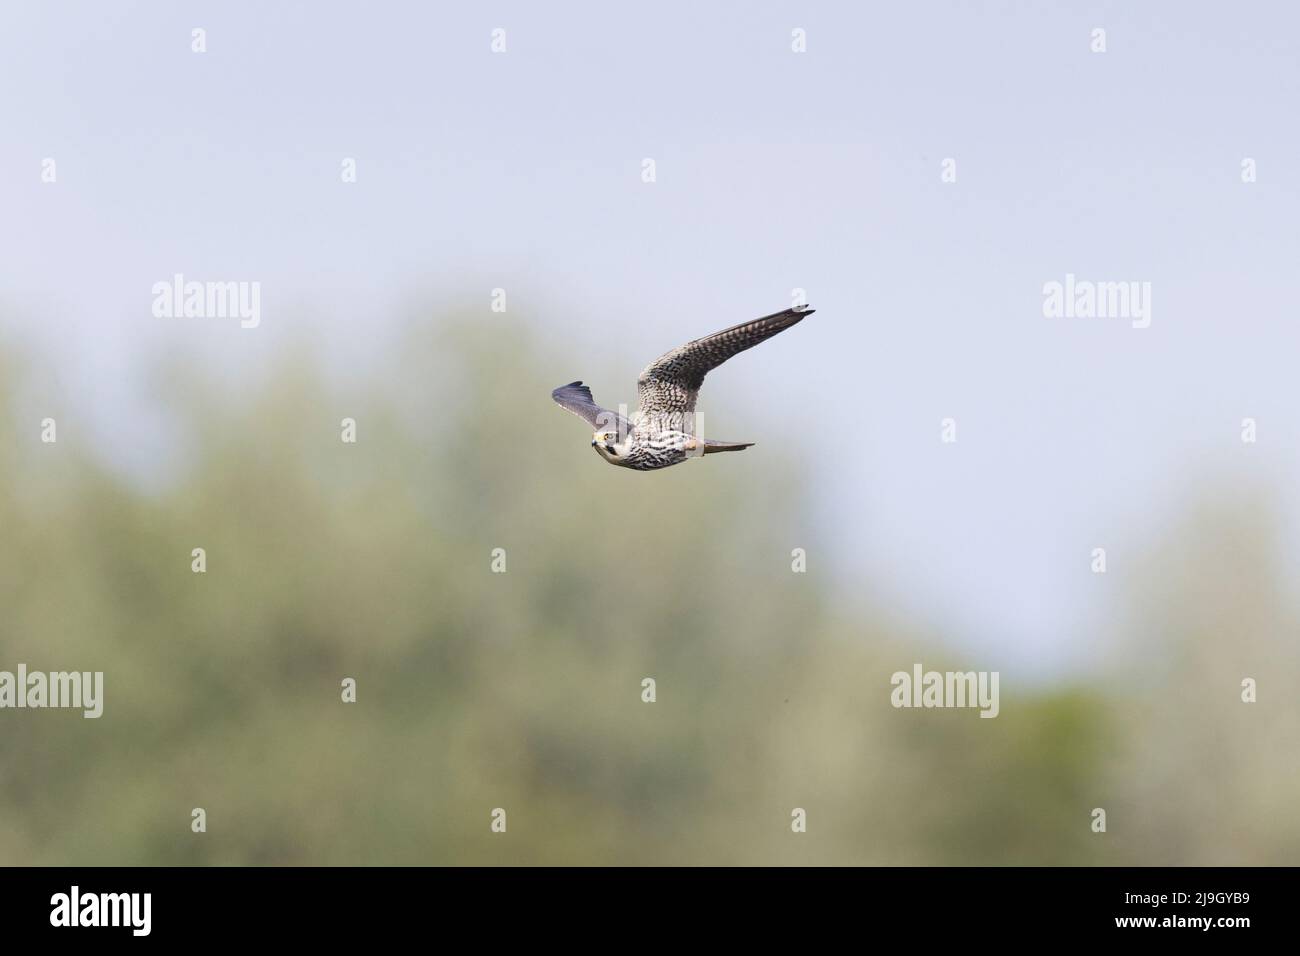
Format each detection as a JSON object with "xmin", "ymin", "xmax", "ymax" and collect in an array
[{"xmin": 552, "ymin": 381, "xmax": 593, "ymax": 405}]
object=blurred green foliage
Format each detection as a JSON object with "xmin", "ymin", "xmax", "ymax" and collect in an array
[{"xmin": 0, "ymin": 316, "xmax": 1296, "ymax": 865}]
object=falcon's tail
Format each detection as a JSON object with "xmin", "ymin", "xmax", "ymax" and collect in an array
[{"xmin": 701, "ymin": 439, "xmax": 754, "ymax": 454}]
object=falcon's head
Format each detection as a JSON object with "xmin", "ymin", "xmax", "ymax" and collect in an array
[{"xmin": 591, "ymin": 430, "xmax": 630, "ymax": 465}]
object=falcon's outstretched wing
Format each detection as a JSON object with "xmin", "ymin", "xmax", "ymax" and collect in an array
[
  {"xmin": 636, "ymin": 307, "xmax": 814, "ymax": 418},
  {"xmin": 551, "ymin": 381, "xmax": 631, "ymax": 435}
]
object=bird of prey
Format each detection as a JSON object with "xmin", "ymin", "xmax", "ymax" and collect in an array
[{"xmin": 551, "ymin": 306, "xmax": 814, "ymax": 471}]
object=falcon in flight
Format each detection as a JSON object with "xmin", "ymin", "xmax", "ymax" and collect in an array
[{"xmin": 552, "ymin": 306, "xmax": 814, "ymax": 471}]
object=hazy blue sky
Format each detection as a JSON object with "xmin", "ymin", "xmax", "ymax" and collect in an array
[{"xmin": 3, "ymin": 1, "xmax": 1298, "ymax": 672}]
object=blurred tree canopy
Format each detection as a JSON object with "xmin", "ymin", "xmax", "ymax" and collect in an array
[{"xmin": 0, "ymin": 315, "xmax": 1295, "ymax": 865}]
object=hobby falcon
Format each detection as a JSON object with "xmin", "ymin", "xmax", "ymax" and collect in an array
[{"xmin": 551, "ymin": 306, "xmax": 814, "ymax": 471}]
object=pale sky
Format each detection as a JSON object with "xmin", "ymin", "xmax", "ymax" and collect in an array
[{"xmin": 3, "ymin": 1, "xmax": 1298, "ymax": 673}]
